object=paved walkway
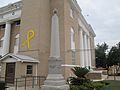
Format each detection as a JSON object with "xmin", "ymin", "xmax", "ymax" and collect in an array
[
  {"xmin": 107, "ymin": 76, "xmax": 120, "ymax": 80},
  {"xmin": 7, "ymin": 86, "xmax": 41, "ymax": 90}
]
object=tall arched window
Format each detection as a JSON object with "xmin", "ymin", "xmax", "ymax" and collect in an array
[
  {"xmin": 70, "ymin": 8, "xmax": 73, "ymax": 18},
  {"xmin": 71, "ymin": 28, "xmax": 75, "ymax": 50},
  {"xmin": 70, "ymin": 28, "xmax": 76, "ymax": 64},
  {"xmin": 14, "ymin": 34, "xmax": 20, "ymax": 54}
]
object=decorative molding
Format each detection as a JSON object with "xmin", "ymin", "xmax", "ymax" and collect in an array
[
  {"xmin": 69, "ymin": 0, "xmax": 96, "ymax": 37},
  {"xmin": 53, "ymin": 8, "xmax": 58, "ymax": 14},
  {"xmin": 69, "ymin": 0, "xmax": 82, "ymax": 13},
  {"xmin": 0, "ymin": 1, "xmax": 22, "ymax": 15}
]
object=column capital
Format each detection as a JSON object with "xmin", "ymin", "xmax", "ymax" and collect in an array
[{"xmin": 5, "ymin": 20, "xmax": 12, "ymax": 24}]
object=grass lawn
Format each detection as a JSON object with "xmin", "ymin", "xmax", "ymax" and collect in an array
[{"xmin": 102, "ymin": 80, "xmax": 120, "ymax": 90}]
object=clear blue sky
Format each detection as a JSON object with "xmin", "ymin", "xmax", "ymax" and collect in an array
[{"xmin": 0, "ymin": 0, "xmax": 120, "ymax": 47}]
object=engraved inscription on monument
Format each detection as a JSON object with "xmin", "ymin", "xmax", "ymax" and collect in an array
[{"xmin": 48, "ymin": 58, "xmax": 62, "ymax": 74}]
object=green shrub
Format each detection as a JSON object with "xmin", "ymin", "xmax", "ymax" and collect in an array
[
  {"xmin": 0, "ymin": 81, "xmax": 5, "ymax": 90},
  {"xmin": 70, "ymin": 85, "xmax": 88, "ymax": 90},
  {"xmin": 69, "ymin": 77, "xmax": 90, "ymax": 85},
  {"xmin": 93, "ymin": 83, "xmax": 104, "ymax": 88},
  {"xmin": 70, "ymin": 82, "xmax": 106, "ymax": 90},
  {"xmin": 69, "ymin": 67, "xmax": 107, "ymax": 90},
  {"xmin": 69, "ymin": 67, "xmax": 90, "ymax": 85},
  {"xmin": 71, "ymin": 67, "xmax": 89, "ymax": 78},
  {"xmin": 93, "ymin": 81, "xmax": 109, "ymax": 90}
]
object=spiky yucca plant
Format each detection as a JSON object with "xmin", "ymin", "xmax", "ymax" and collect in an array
[{"xmin": 71, "ymin": 67, "xmax": 89, "ymax": 78}]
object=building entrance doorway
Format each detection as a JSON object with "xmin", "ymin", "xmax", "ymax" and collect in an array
[{"xmin": 5, "ymin": 63, "xmax": 15, "ymax": 84}]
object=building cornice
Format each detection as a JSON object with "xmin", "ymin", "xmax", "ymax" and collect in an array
[
  {"xmin": 79, "ymin": 13, "xmax": 96, "ymax": 37},
  {"xmin": 69, "ymin": 0, "xmax": 96, "ymax": 37},
  {"xmin": 69, "ymin": 0, "xmax": 81, "ymax": 13},
  {"xmin": 0, "ymin": 1, "xmax": 22, "ymax": 15}
]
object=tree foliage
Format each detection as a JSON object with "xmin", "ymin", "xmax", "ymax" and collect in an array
[
  {"xmin": 107, "ymin": 43, "xmax": 120, "ymax": 66},
  {"xmin": 95, "ymin": 42, "xmax": 120, "ymax": 68},
  {"xmin": 95, "ymin": 42, "xmax": 108, "ymax": 68}
]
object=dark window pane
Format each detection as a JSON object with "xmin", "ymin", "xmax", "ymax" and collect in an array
[
  {"xmin": 15, "ymin": 20, "xmax": 21, "ymax": 25},
  {"xmin": 0, "ymin": 24, "xmax": 5, "ymax": 29},
  {"xmin": 26, "ymin": 65, "xmax": 33, "ymax": 75}
]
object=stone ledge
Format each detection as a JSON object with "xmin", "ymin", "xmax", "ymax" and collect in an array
[
  {"xmin": 41, "ymin": 85, "xmax": 69, "ymax": 90},
  {"xmin": 44, "ymin": 80, "xmax": 66, "ymax": 86}
]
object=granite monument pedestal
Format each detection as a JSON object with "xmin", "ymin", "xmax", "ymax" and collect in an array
[{"xmin": 41, "ymin": 57, "xmax": 69, "ymax": 90}]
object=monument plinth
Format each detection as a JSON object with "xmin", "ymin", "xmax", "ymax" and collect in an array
[{"xmin": 41, "ymin": 57, "xmax": 69, "ymax": 90}]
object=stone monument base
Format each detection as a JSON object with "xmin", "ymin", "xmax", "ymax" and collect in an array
[
  {"xmin": 41, "ymin": 74, "xmax": 69, "ymax": 90},
  {"xmin": 41, "ymin": 57, "xmax": 69, "ymax": 90},
  {"xmin": 41, "ymin": 85, "xmax": 69, "ymax": 90},
  {"xmin": 41, "ymin": 74, "xmax": 70, "ymax": 90}
]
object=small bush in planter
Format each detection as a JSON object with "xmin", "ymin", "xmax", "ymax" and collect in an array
[
  {"xmin": 71, "ymin": 67, "xmax": 89, "ymax": 78},
  {"xmin": 69, "ymin": 67, "xmax": 107, "ymax": 90},
  {"xmin": 69, "ymin": 67, "xmax": 89, "ymax": 85},
  {"xmin": 69, "ymin": 77, "xmax": 90, "ymax": 85}
]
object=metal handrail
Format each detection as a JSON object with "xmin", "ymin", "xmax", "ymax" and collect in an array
[{"xmin": 0, "ymin": 76, "xmax": 46, "ymax": 90}]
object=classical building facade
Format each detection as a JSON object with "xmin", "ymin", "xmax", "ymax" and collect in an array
[{"xmin": 0, "ymin": 0, "xmax": 95, "ymax": 83}]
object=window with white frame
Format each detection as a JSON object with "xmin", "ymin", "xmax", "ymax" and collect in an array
[
  {"xmin": 0, "ymin": 24, "xmax": 5, "ymax": 30},
  {"xmin": 26, "ymin": 65, "xmax": 33, "ymax": 75},
  {"xmin": 71, "ymin": 28, "xmax": 75, "ymax": 50},
  {"xmin": 14, "ymin": 34, "xmax": 19, "ymax": 54},
  {"xmin": 15, "ymin": 38, "xmax": 19, "ymax": 46},
  {"xmin": 70, "ymin": 28, "xmax": 76, "ymax": 64},
  {"xmin": 71, "ymin": 50, "xmax": 76, "ymax": 65},
  {"xmin": 15, "ymin": 20, "xmax": 21, "ymax": 26},
  {"xmin": 70, "ymin": 8, "xmax": 73, "ymax": 18},
  {"xmin": 15, "ymin": 34, "xmax": 19, "ymax": 46}
]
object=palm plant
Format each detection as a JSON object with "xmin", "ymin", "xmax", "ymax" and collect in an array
[{"xmin": 71, "ymin": 67, "xmax": 89, "ymax": 78}]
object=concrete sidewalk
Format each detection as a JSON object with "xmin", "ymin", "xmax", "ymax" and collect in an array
[
  {"xmin": 107, "ymin": 76, "xmax": 120, "ymax": 80},
  {"xmin": 7, "ymin": 86, "xmax": 41, "ymax": 90}
]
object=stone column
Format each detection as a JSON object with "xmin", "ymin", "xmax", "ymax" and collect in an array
[
  {"xmin": 80, "ymin": 29, "xmax": 85, "ymax": 67},
  {"xmin": 84, "ymin": 33, "xmax": 89, "ymax": 67},
  {"xmin": 2, "ymin": 21, "xmax": 11, "ymax": 56},
  {"xmin": 88, "ymin": 37, "xmax": 92, "ymax": 67},
  {"xmin": 41, "ymin": 9, "xmax": 69, "ymax": 90}
]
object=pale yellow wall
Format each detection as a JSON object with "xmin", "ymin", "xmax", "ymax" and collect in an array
[
  {"xmin": 18, "ymin": 0, "xmax": 88, "ymax": 78},
  {"xmin": 19, "ymin": 0, "xmax": 50, "ymax": 77},
  {"xmin": 1, "ymin": 61, "xmax": 37, "ymax": 79},
  {"xmin": 15, "ymin": 62, "xmax": 37, "ymax": 78},
  {"xmin": 0, "ymin": 0, "xmax": 96, "ymax": 79}
]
